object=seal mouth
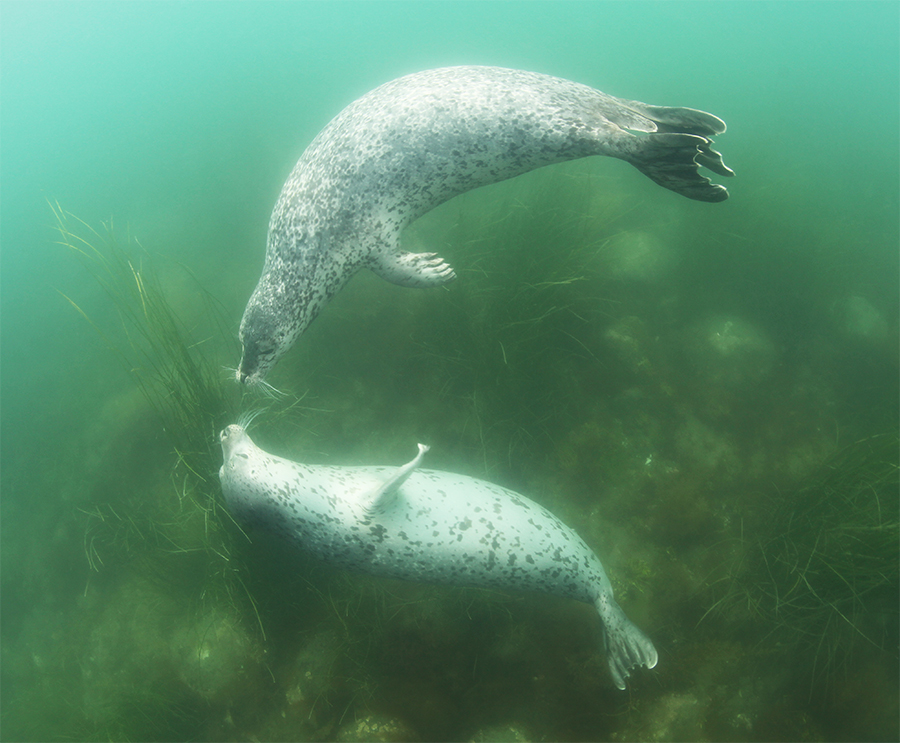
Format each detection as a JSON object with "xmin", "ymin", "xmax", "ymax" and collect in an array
[
  {"xmin": 237, "ymin": 337, "xmax": 281, "ymax": 387},
  {"xmin": 236, "ymin": 366, "xmax": 262, "ymax": 386},
  {"xmin": 236, "ymin": 352, "xmax": 269, "ymax": 386}
]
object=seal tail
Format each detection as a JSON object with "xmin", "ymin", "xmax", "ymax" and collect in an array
[{"xmin": 595, "ymin": 594, "xmax": 659, "ymax": 690}]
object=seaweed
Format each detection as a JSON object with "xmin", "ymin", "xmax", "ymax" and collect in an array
[
  {"xmin": 51, "ymin": 202, "xmax": 264, "ymax": 624},
  {"xmin": 709, "ymin": 432, "xmax": 899, "ymax": 693}
]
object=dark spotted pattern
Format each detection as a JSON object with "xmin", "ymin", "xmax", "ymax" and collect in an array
[
  {"xmin": 219, "ymin": 424, "xmax": 658, "ymax": 688},
  {"xmin": 237, "ymin": 66, "xmax": 732, "ymax": 383}
]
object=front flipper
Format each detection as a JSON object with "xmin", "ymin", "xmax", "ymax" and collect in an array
[
  {"xmin": 369, "ymin": 250, "xmax": 456, "ymax": 288},
  {"xmin": 363, "ymin": 443, "xmax": 430, "ymax": 515}
]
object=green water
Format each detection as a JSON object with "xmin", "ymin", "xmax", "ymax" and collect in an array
[{"xmin": 1, "ymin": 1, "xmax": 897, "ymax": 740}]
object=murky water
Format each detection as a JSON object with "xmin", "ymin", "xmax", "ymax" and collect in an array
[{"xmin": 2, "ymin": 2, "xmax": 897, "ymax": 740}]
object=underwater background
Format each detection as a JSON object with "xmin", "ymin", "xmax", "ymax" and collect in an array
[{"xmin": 1, "ymin": 1, "xmax": 897, "ymax": 741}]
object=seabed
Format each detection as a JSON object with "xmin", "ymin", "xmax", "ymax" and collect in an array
[{"xmin": 2, "ymin": 167, "xmax": 897, "ymax": 742}]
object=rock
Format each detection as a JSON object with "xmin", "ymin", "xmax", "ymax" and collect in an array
[{"xmin": 335, "ymin": 714, "xmax": 419, "ymax": 742}]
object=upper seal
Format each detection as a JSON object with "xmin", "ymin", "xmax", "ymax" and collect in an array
[{"xmin": 238, "ymin": 66, "xmax": 733, "ymax": 384}]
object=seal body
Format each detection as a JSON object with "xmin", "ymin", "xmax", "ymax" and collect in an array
[
  {"xmin": 238, "ymin": 66, "xmax": 733, "ymax": 383},
  {"xmin": 219, "ymin": 424, "xmax": 658, "ymax": 689}
]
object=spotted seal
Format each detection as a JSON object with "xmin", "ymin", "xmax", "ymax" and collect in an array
[
  {"xmin": 219, "ymin": 424, "xmax": 658, "ymax": 688},
  {"xmin": 237, "ymin": 65, "xmax": 733, "ymax": 384}
]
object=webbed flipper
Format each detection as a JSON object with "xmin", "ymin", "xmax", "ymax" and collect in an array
[
  {"xmin": 363, "ymin": 443, "xmax": 430, "ymax": 515},
  {"xmin": 622, "ymin": 132, "xmax": 732, "ymax": 203},
  {"xmin": 369, "ymin": 250, "xmax": 456, "ymax": 288},
  {"xmin": 595, "ymin": 593, "xmax": 659, "ymax": 690},
  {"xmin": 603, "ymin": 99, "xmax": 734, "ymax": 203}
]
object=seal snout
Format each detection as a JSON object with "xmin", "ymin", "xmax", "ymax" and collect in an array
[
  {"xmin": 237, "ymin": 349, "xmax": 277, "ymax": 388},
  {"xmin": 220, "ymin": 424, "xmax": 252, "ymax": 463},
  {"xmin": 220, "ymin": 424, "xmax": 243, "ymax": 443},
  {"xmin": 236, "ymin": 351, "xmax": 263, "ymax": 386}
]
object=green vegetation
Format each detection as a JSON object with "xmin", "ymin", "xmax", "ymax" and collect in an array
[
  {"xmin": 712, "ymin": 432, "xmax": 899, "ymax": 692},
  {"xmin": 7, "ymin": 171, "xmax": 891, "ymax": 742},
  {"xmin": 51, "ymin": 201, "xmax": 240, "ymax": 464},
  {"xmin": 50, "ymin": 202, "xmax": 274, "ymax": 610}
]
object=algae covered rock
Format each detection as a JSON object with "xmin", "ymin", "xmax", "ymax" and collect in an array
[
  {"xmin": 469, "ymin": 721, "xmax": 532, "ymax": 742},
  {"xmin": 171, "ymin": 608, "xmax": 263, "ymax": 705},
  {"xmin": 685, "ymin": 315, "xmax": 777, "ymax": 391},
  {"xmin": 335, "ymin": 713, "xmax": 419, "ymax": 742}
]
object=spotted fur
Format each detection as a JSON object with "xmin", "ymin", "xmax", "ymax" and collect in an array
[
  {"xmin": 237, "ymin": 66, "xmax": 733, "ymax": 384},
  {"xmin": 219, "ymin": 424, "xmax": 658, "ymax": 689}
]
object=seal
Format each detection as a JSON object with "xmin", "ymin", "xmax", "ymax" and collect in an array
[
  {"xmin": 237, "ymin": 66, "xmax": 733, "ymax": 385},
  {"xmin": 219, "ymin": 424, "xmax": 659, "ymax": 689}
]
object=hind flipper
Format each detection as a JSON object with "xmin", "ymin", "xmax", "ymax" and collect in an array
[
  {"xmin": 618, "ymin": 131, "xmax": 731, "ymax": 203},
  {"xmin": 600, "ymin": 97, "xmax": 733, "ymax": 201},
  {"xmin": 618, "ymin": 100, "xmax": 729, "ymax": 139},
  {"xmin": 628, "ymin": 103, "xmax": 733, "ymax": 178},
  {"xmin": 595, "ymin": 594, "xmax": 658, "ymax": 690}
]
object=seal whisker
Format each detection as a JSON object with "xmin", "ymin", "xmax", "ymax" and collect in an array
[
  {"xmin": 237, "ymin": 408, "xmax": 265, "ymax": 431},
  {"xmin": 222, "ymin": 365, "xmax": 286, "ymax": 398},
  {"xmin": 254, "ymin": 378, "xmax": 286, "ymax": 399},
  {"xmin": 222, "ymin": 365, "xmax": 244, "ymax": 384}
]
